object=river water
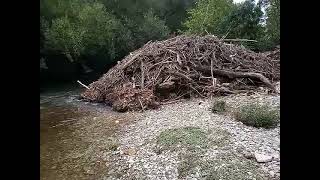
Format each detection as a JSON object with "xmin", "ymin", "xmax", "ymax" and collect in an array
[{"xmin": 40, "ymin": 87, "xmax": 130, "ymax": 180}]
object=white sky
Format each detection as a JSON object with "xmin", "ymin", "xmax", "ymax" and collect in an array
[
  {"xmin": 233, "ymin": 0, "xmax": 259, "ymax": 4},
  {"xmin": 233, "ymin": 0, "xmax": 246, "ymax": 3}
]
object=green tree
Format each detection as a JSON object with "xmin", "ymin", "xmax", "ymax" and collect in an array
[
  {"xmin": 149, "ymin": 0, "xmax": 197, "ymax": 31},
  {"xmin": 137, "ymin": 10, "xmax": 170, "ymax": 43},
  {"xmin": 217, "ymin": 0, "xmax": 264, "ymax": 40},
  {"xmin": 44, "ymin": 1, "xmax": 131, "ymax": 63},
  {"xmin": 266, "ymin": 0, "xmax": 280, "ymax": 45},
  {"xmin": 183, "ymin": 0, "xmax": 234, "ymax": 35},
  {"xmin": 45, "ymin": 16, "xmax": 85, "ymax": 62}
]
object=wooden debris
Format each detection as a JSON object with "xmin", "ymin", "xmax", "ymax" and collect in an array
[{"xmin": 81, "ymin": 35, "xmax": 280, "ymax": 112}]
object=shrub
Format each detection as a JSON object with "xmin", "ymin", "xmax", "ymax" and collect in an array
[
  {"xmin": 234, "ymin": 104, "xmax": 279, "ymax": 128},
  {"xmin": 211, "ymin": 100, "xmax": 227, "ymax": 113}
]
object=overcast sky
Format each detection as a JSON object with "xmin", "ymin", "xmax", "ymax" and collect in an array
[
  {"xmin": 233, "ymin": 0, "xmax": 259, "ymax": 4},
  {"xmin": 233, "ymin": 0, "xmax": 246, "ymax": 3}
]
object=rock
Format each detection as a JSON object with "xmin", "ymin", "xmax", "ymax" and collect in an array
[
  {"xmin": 272, "ymin": 153, "xmax": 280, "ymax": 161},
  {"xmin": 83, "ymin": 166, "xmax": 94, "ymax": 174},
  {"xmin": 243, "ymin": 151, "xmax": 254, "ymax": 159},
  {"xmin": 269, "ymin": 171, "xmax": 275, "ymax": 177},
  {"xmin": 115, "ymin": 120, "xmax": 119, "ymax": 124},
  {"xmin": 254, "ymin": 153, "xmax": 273, "ymax": 163},
  {"xmin": 122, "ymin": 148, "xmax": 137, "ymax": 156}
]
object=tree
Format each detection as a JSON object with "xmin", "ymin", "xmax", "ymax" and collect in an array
[
  {"xmin": 217, "ymin": 0, "xmax": 264, "ymax": 40},
  {"xmin": 45, "ymin": 16, "xmax": 85, "ymax": 62},
  {"xmin": 183, "ymin": 0, "xmax": 234, "ymax": 35},
  {"xmin": 266, "ymin": 0, "xmax": 280, "ymax": 45},
  {"xmin": 44, "ymin": 1, "xmax": 131, "ymax": 63},
  {"xmin": 149, "ymin": 0, "xmax": 197, "ymax": 31},
  {"xmin": 137, "ymin": 10, "xmax": 170, "ymax": 44}
]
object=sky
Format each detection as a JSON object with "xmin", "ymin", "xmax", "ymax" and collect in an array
[
  {"xmin": 233, "ymin": 0, "xmax": 246, "ymax": 3},
  {"xmin": 233, "ymin": 0, "xmax": 259, "ymax": 4}
]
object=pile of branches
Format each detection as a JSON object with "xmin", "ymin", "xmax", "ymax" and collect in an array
[
  {"xmin": 263, "ymin": 46, "xmax": 280, "ymax": 61},
  {"xmin": 81, "ymin": 35, "xmax": 280, "ymax": 111}
]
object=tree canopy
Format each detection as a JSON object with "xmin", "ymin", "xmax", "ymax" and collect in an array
[{"xmin": 40, "ymin": 0, "xmax": 280, "ymax": 78}]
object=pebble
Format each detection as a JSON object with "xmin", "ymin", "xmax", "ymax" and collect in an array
[
  {"xmin": 272, "ymin": 153, "xmax": 280, "ymax": 161},
  {"xmin": 105, "ymin": 93, "xmax": 280, "ymax": 179},
  {"xmin": 269, "ymin": 171, "xmax": 275, "ymax": 177},
  {"xmin": 243, "ymin": 151, "xmax": 254, "ymax": 159},
  {"xmin": 83, "ymin": 166, "xmax": 94, "ymax": 175}
]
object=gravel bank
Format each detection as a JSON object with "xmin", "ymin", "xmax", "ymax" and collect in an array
[{"xmin": 104, "ymin": 92, "xmax": 280, "ymax": 179}]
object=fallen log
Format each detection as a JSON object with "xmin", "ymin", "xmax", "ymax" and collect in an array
[{"xmin": 196, "ymin": 66, "xmax": 276, "ymax": 91}]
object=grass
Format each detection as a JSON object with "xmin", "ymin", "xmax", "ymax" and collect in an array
[
  {"xmin": 199, "ymin": 153, "xmax": 267, "ymax": 180},
  {"xmin": 211, "ymin": 100, "xmax": 227, "ymax": 114},
  {"xmin": 234, "ymin": 104, "xmax": 279, "ymax": 128},
  {"xmin": 176, "ymin": 148, "xmax": 268, "ymax": 179},
  {"xmin": 155, "ymin": 127, "xmax": 233, "ymax": 178},
  {"xmin": 178, "ymin": 151, "xmax": 202, "ymax": 178},
  {"xmin": 156, "ymin": 127, "xmax": 209, "ymax": 151}
]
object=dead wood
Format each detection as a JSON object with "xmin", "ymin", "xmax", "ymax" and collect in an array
[{"xmin": 81, "ymin": 35, "xmax": 280, "ymax": 112}]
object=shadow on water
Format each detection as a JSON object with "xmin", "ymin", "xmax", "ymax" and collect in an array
[{"xmin": 40, "ymin": 89, "xmax": 129, "ymax": 180}]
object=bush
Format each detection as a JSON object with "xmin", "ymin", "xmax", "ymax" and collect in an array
[
  {"xmin": 211, "ymin": 100, "xmax": 227, "ymax": 113},
  {"xmin": 234, "ymin": 104, "xmax": 279, "ymax": 128}
]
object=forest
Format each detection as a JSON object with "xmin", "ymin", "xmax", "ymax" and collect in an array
[{"xmin": 40, "ymin": 0, "xmax": 279, "ymax": 86}]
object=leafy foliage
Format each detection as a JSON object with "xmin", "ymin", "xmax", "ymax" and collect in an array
[
  {"xmin": 45, "ymin": 16, "xmax": 85, "ymax": 62},
  {"xmin": 150, "ymin": 0, "xmax": 197, "ymax": 31},
  {"xmin": 183, "ymin": 0, "xmax": 234, "ymax": 35},
  {"xmin": 40, "ymin": 0, "xmax": 279, "ymax": 79},
  {"xmin": 42, "ymin": 0, "xmax": 170, "ymax": 64},
  {"xmin": 266, "ymin": 0, "xmax": 280, "ymax": 45},
  {"xmin": 218, "ymin": 0, "xmax": 264, "ymax": 40}
]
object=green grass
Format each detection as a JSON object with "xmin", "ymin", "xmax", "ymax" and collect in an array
[
  {"xmin": 234, "ymin": 104, "xmax": 279, "ymax": 128},
  {"xmin": 155, "ymin": 127, "xmax": 233, "ymax": 178},
  {"xmin": 156, "ymin": 127, "xmax": 209, "ymax": 151},
  {"xmin": 211, "ymin": 100, "xmax": 227, "ymax": 114},
  {"xmin": 200, "ymin": 153, "xmax": 267, "ymax": 180},
  {"xmin": 178, "ymin": 151, "xmax": 202, "ymax": 179},
  {"xmin": 154, "ymin": 127, "xmax": 269, "ymax": 179}
]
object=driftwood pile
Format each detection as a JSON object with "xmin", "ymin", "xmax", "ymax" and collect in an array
[
  {"xmin": 81, "ymin": 35, "xmax": 280, "ymax": 111},
  {"xmin": 263, "ymin": 46, "xmax": 280, "ymax": 61}
]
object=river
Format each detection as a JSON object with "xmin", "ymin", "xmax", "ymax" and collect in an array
[{"xmin": 40, "ymin": 87, "xmax": 131, "ymax": 180}]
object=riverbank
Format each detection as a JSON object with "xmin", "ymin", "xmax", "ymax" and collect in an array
[{"xmin": 40, "ymin": 89, "xmax": 279, "ymax": 180}]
